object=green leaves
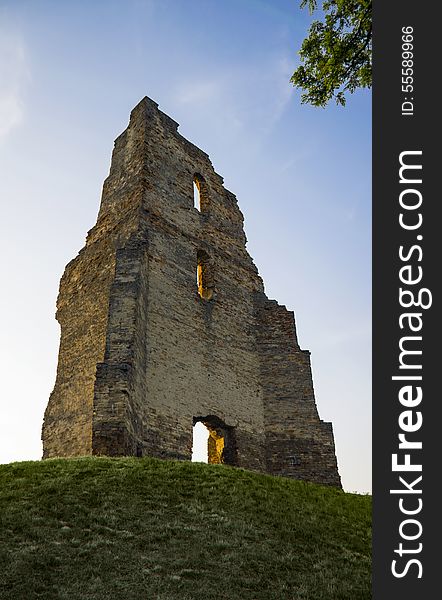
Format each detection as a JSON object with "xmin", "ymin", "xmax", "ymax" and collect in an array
[{"xmin": 291, "ymin": 0, "xmax": 372, "ymax": 107}]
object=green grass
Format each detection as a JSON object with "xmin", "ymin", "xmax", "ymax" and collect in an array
[{"xmin": 0, "ymin": 457, "xmax": 371, "ymax": 600}]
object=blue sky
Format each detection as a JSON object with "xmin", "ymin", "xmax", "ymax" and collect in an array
[{"xmin": 0, "ymin": 0, "xmax": 371, "ymax": 493}]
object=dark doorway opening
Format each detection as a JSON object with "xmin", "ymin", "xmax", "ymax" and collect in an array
[{"xmin": 191, "ymin": 415, "xmax": 237, "ymax": 465}]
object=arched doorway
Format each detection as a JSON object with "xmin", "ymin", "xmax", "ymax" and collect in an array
[{"xmin": 191, "ymin": 415, "xmax": 237, "ymax": 465}]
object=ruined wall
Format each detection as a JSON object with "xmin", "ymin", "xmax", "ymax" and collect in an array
[
  {"xmin": 43, "ymin": 103, "xmax": 151, "ymax": 457},
  {"xmin": 43, "ymin": 97, "xmax": 341, "ymax": 487},
  {"xmin": 91, "ymin": 99, "xmax": 266, "ymax": 472},
  {"xmin": 257, "ymin": 299, "xmax": 341, "ymax": 487}
]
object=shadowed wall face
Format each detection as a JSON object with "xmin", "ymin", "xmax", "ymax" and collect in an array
[{"xmin": 42, "ymin": 97, "xmax": 341, "ymax": 487}]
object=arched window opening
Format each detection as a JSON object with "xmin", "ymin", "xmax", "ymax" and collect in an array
[
  {"xmin": 191, "ymin": 416, "xmax": 237, "ymax": 465},
  {"xmin": 193, "ymin": 174, "xmax": 208, "ymax": 212},
  {"xmin": 196, "ymin": 250, "xmax": 214, "ymax": 301},
  {"xmin": 193, "ymin": 180, "xmax": 201, "ymax": 211}
]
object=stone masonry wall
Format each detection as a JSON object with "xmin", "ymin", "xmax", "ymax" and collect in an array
[
  {"xmin": 90, "ymin": 98, "xmax": 267, "ymax": 472},
  {"xmin": 256, "ymin": 298, "xmax": 341, "ymax": 486},
  {"xmin": 42, "ymin": 97, "xmax": 341, "ymax": 487},
  {"xmin": 43, "ymin": 101, "xmax": 150, "ymax": 457}
]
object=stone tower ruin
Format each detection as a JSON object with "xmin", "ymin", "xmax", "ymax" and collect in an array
[{"xmin": 42, "ymin": 97, "xmax": 341, "ymax": 487}]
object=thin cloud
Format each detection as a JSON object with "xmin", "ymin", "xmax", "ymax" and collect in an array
[
  {"xmin": 173, "ymin": 52, "xmax": 294, "ymax": 142},
  {"xmin": 0, "ymin": 29, "xmax": 29, "ymax": 140},
  {"xmin": 318, "ymin": 322, "xmax": 371, "ymax": 349},
  {"xmin": 261, "ymin": 54, "xmax": 293, "ymax": 133},
  {"xmin": 278, "ymin": 143, "xmax": 317, "ymax": 173},
  {"xmin": 175, "ymin": 80, "xmax": 223, "ymax": 105}
]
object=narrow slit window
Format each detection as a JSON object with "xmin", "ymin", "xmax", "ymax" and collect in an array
[
  {"xmin": 196, "ymin": 250, "xmax": 214, "ymax": 300},
  {"xmin": 193, "ymin": 179, "xmax": 201, "ymax": 211},
  {"xmin": 193, "ymin": 174, "xmax": 207, "ymax": 212}
]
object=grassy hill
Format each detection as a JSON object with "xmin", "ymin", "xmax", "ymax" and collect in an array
[{"xmin": 0, "ymin": 457, "xmax": 371, "ymax": 600}]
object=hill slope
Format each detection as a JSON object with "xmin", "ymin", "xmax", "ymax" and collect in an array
[{"xmin": 0, "ymin": 457, "xmax": 370, "ymax": 600}]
